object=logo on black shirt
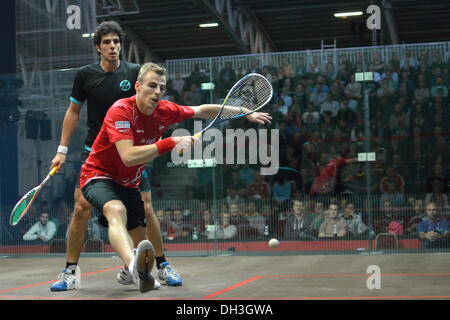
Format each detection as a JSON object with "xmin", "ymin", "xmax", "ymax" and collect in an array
[{"xmin": 120, "ymin": 80, "xmax": 131, "ymax": 91}]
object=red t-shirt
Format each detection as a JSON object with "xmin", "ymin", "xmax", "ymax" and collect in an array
[
  {"xmin": 310, "ymin": 157, "xmax": 347, "ymax": 195},
  {"xmin": 80, "ymin": 95, "xmax": 194, "ymax": 189}
]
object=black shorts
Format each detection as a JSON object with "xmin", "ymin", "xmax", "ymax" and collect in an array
[
  {"xmin": 138, "ymin": 165, "xmax": 153, "ymax": 192},
  {"xmin": 81, "ymin": 179, "xmax": 146, "ymax": 230}
]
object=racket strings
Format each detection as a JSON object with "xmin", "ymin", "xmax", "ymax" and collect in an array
[
  {"xmin": 11, "ymin": 189, "xmax": 37, "ymax": 224},
  {"xmin": 220, "ymin": 75, "xmax": 272, "ymax": 120}
]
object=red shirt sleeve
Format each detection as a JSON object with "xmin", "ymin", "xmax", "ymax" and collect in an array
[
  {"xmin": 103, "ymin": 104, "xmax": 134, "ymax": 144},
  {"xmin": 158, "ymin": 100, "xmax": 194, "ymax": 125}
]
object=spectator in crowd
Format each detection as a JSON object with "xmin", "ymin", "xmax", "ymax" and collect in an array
[
  {"xmin": 295, "ymin": 57, "xmax": 307, "ymax": 77},
  {"xmin": 320, "ymin": 93, "xmax": 340, "ymax": 117},
  {"xmin": 187, "ymin": 64, "xmax": 203, "ymax": 87},
  {"xmin": 344, "ymin": 74, "xmax": 362, "ymax": 109},
  {"xmin": 377, "ymin": 79, "xmax": 395, "ymax": 99},
  {"xmin": 340, "ymin": 202, "xmax": 368, "ymax": 237},
  {"xmin": 407, "ymin": 150, "xmax": 428, "ymax": 193},
  {"xmin": 229, "ymin": 203, "xmax": 256, "ymax": 239},
  {"xmin": 418, "ymin": 202, "xmax": 450, "ymax": 249},
  {"xmin": 374, "ymin": 199, "xmax": 400, "ymax": 234},
  {"xmin": 182, "ymin": 83, "xmax": 201, "ymax": 105},
  {"xmin": 284, "ymin": 200, "xmax": 316, "ymax": 240},
  {"xmin": 414, "ymin": 79, "xmax": 430, "ymax": 101},
  {"xmin": 245, "ymin": 201, "xmax": 266, "ymax": 238},
  {"xmin": 247, "ymin": 171, "xmax": 271, "ymax": 200},
  {"xmin": 169, "ymin": 209, "xmax": 192, "ymax": 241},
  {"xmin": 431, "ymin": 77, "xmax": 448, "ymax": 98},
  {"xmin": 219, "ymin": 62, "xmax": 235, "ymax": 96},
  {"xmin": 380, "ymin": 166, "xmax": 406, "ymax": 194},
  {"xmin": 310, "ymin": 200, "xmax": 327, "ymax": 236},
  {"xmin": 23, "ymin": 212, "xmax": 57, "ymax": 243},
  {"xmin": 425, "ymin": 180, "xmax": 449, "ymax": 209},
  {"xmin": 155, "ymin": 209, "xmax": 171, "ymax": 240},
  {"xmin": 405, "ymin": 198, "xmax": 426, "ymax": 236},
  {"xmin": 309, "ymin": 79, "xmax": 328, "ymax": 108},
  {"xmin": 380, "ymin": 179, "xmax": 405, "ymax": 208},
  {"xmin": 293, "ymin": 83, "xmax": 307, "ymax": 108},
  {"xmin": 318, "ymin": 203, "xmax": 348, "ymax": 238},
  {"xmin": 220, "ymin": 212, "xmax": 237, "ymax": 239},
  {"xmin": 425, "ymin": 163, "xmax": 449, "ymax": 195},
  {"xmin": 272, "ymin": 174, "xmax": 292, "ymax": 204},
  {"xmin": 172, "ymin": 72, "xmax": 185, "ymax": 96}
]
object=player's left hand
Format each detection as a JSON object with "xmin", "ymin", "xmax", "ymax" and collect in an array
[{"xmin": 245, "ymin": 112, "xmax": 272, "ymax": 125}]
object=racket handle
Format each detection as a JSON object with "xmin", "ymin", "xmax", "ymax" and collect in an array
[
  {"xmin": 177, "ymin": 132, "xmax": 203, "ymax": 155},
  {"xmin": 49, "ymin": 166, "xmax": 58, "ymax": 176}
]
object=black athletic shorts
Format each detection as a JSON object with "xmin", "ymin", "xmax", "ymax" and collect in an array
[
  {"xmin": 138, "ymin": 165, "xmax": 152, "ymax": 192},
  {"xmin": 81, "ymin": 179, "xmax": 146, "ymax": 230}
]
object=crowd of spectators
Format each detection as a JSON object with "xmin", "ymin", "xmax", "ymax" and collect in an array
[
  {"xmin": 155, "ymin": 46, "xmax": 450, "ymax": 248},
  {"xmin": 2, "ymin": 47, "xmax": 449, "ymax": 251}
]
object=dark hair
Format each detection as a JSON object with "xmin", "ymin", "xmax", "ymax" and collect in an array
[{"xmin": 92, "ymin": 21, "xmax": 125, "ymax": 48}]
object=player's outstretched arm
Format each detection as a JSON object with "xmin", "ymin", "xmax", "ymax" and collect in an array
[
  {"xmin": 115, "ymin": 136, "xmax": 199, "ymax": 167},
  {"xmin": 50, "ymin": 102, "xmax": 82, "ymax": 172}
]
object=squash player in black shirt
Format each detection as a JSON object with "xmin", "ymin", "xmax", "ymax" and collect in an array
[{"xmin": 49, "ymin": 21, "xmax": 182, "ymax": 291}]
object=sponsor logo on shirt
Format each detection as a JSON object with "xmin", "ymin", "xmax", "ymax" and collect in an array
[
  {"xmin": 120, "ymin": 80, "xmax": 131, "ymax": 91},
  {"xmin": 158, "ymin": 125, "xmax": 165, "ymax": 131},
  {"xmin": 115, "ymin": 121, "xmax": 130, "ymax": 129}
]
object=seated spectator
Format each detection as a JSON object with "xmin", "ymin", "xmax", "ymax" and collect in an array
[
  {"xmin": 380, "ymin": 179, "xmax": 405, "ymax": 208},
  {"xmin": 247, "ymin": 171, "xmax": 271, "ymax": 200},
  {"xmin": 414, "ymin": 79, "xmax": 430, "ymax": 101},
  {"xmin": 278, "ymin": 86, "xmax": 293, "ymax": 109},
  {"xmin": 377, "ymin": 79, "xmax": 395, "ymax": 99},
  {"xmin": 182, "ymin": 83, "xmax": 201, "ymax": 105},
  {"xmin": 374, "ymin": 199, "xmax": 401, "ymax": 234},
  {"xmin": 320, "ymin": 93, "xmax": 340, "ymax": 117},
  {"xmin": 431, "ymin": 77, "xmax": 448, "ymax": 98},
  {"xmin": 309, "ymin": 80, "xmax": 328, "ymax": 108},
  {"xmin": 405, "ymin": 198, "xmax": 426, "ymax": 236},
  {"xmin": 345, "ymin": 74, "xmax": 362, "ymax": 101},
  {"xmin": 23, "ymin": 212, "xmax": 57, "ymax": 243},
  {"xmin": 168, "ymin": 208, "xmax": 192, "ymax": 241},
  {"xmin": 295, "ymin": 57, "xmax": 307, "ymax": 77},
  {"xmin": 220, "ymin": 212, "xmax": 237, "ymax": 239},
  {"xmin": 229, "ymin": 203, "xmax": 256, "ymax": 238},
  {"xmin": 318, "ymin": 203, "xmax": 348, "ymax": 238},
  {"xmin": 156, "ymin": 209, "xmax": 171, "ymax": 240},
  {"xmin": 246, "ymin": 201, "xmax": 266, "ymax": 238},
  {"xmin": 340, "ymin": 202, "xmax": 368, "ymax": 237},
  {"xmin": 425, "ymin": 180, "xmax": 449, "ymax": 209},
  {"xmin": 272, "ymin": 174, "xmax": 292, "ymax": 203},
  {"xmin": 418, "ymin": 202, "xmax": 450, "ymax": 249},
  {"xmin": 284, "ymin": 200, "xmax": 316, "ymax": 240},
  {"xmin": 372, "ymin": 53, "xmax": 385, "ymax": 74},
  {"xmin": 310, "ymin": 201, "xmax": 327, "ymax": 236},
  {"xmin": 380, "ymin": 166, "xmax": 405, "ymax": 194},
  {"xmin": 172, "ymin": 72, "xmax": 185, "ymax": 96},
  {"xmin": 337, "ymin": 99, "xmax": 356, "ymax": 125}
]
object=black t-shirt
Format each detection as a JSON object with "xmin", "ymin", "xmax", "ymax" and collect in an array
[{"xmin": 70, "ymin": 61, "xmax": 140, "ymax": 147}]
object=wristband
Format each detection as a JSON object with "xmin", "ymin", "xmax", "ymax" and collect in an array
[
  {"xmin": 155, "ymin": 137, "xmax": 176, "ymax": 156},
  {"xmin": 57, "ymin": 145, "xmax": 68, "ymax": 154}
]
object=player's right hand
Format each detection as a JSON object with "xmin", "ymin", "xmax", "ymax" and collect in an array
[
  {"xmin": 173, "ymin": 136, "xmax": 200, "ymax": 153},
  {"xmin": 50, "ymin": 153, "xmax": 66, "ymax": 172}
]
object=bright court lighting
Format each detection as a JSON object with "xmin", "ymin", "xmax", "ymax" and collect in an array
[
  {"xmin": 334, "ymin": 11, "xmax": 363, "ymax": 18},
  {"xmin": 199, "ymin": 23, "xmax": 219, "ymax": 28}
]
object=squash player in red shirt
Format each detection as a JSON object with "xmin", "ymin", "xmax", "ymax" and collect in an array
[{"xmin": 78, "ymin": 62, "xmax": 271, "ymax": 292}]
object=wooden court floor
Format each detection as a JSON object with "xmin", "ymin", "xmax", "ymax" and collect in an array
[{"xmin": 0, "ymin": 253, "xmax": 449, "ymax": 301}]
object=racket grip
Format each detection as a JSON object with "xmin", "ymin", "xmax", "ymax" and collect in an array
[
  {"xmin": 49, "ymin": 167, "xmax": 58, "ymax": 176},
  {"xmin": 178, "ymin": 132, "xmax": 203, "ymax": 155}
]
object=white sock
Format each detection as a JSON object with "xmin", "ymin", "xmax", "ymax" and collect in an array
[{"xmin": 128, "ymin": 255, "xmax": 135, "ymax": 275}]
